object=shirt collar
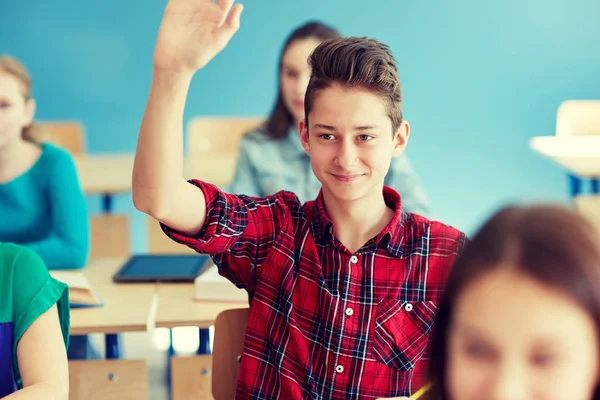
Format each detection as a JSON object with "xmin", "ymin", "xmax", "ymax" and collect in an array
[{"xmin": 308, "ymin": 186, "xmax": 405, "ymax": 256}]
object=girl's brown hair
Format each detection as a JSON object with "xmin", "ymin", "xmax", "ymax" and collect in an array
[
  {"xmin": 266, "ymin": 21, "xmax": 341, "ymax": 139},
  {"xmin": 0, "ymin": 55, "xmax": 41, "ymax": 143},
  {"xmin": 427, "ymin": 205, "xmax": 600, "ymax": 399}
]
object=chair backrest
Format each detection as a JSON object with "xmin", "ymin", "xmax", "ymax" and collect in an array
[
  {"xmin": 212, "ymin": 308, "xmax": 250, "ymax": 400},
  {"xmin": 69, "ymin": 359, "xmax": 148, "ymax": 400},
  {"xmin": 556, "ymin": 100, "xmax": 600, "ymax": 138},
  {"xmin": 147, "ymin": 217, "xmax": 196, "ymax": 254},
  {"xmin": 575, "ymin": 195, "xmax": 600, "ymax": 236},
  {"xmin": 38, "ymin": 121, "xmax": 85, "ymax": 155},
  {"xmin": 89, "ymin": 215, "xmax": 131, "ymax": 259},
  {"xmin": 187, "ymin": 117, "xmax": 264, "ymax": 158}
]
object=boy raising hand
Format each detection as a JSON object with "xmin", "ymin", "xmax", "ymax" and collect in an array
[{"xmin": 134, "ymin": 1, "xmax": 467, "ymax": 398}]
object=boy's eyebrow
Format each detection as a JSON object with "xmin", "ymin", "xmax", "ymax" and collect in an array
[
  {"xmin": 311, "ymin": 124, "xmax": 381, "ymax": 131},
  {"xmin": 355, "ymin": 125, "xmax": 380, "ymax": 131},
  {"xmin": 312, "ymin": 123, "xmax": 336, "ymax": 131}
]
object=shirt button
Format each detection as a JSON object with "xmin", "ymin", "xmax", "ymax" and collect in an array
[
  {"xmin": 350, "ymin": 255, "xmax": 358, "ymax": 264},
  {"xmin": 405, "ymin": 303, "xmax": 413, "ymax": 312},
  {"xmin": 345, "ymin": 308, "xmax": 354, "ymax": 316},
  {"xmin": 335, "ymin": 365, "xmax": 344, "ymax": 373}
]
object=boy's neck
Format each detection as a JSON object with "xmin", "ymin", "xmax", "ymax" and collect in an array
[{"xmin": 322, "ymin": 188, "xmax": 394, "ymax": 254}]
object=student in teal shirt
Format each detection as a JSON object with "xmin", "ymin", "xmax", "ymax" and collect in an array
[
  {"xmin": 0, "ymin": 55, "xmax": 89, "ymax": 270},
  {"xmin": 228, "ymin": 22, "xmax": 432, "ymax": 216},
  {"xmin": 0, "ymin": 242, "xmax": 70, "ymax": 399},
  {"xmin": 0, "ymin": 55, "xmax": 90, "ymax": 360}
]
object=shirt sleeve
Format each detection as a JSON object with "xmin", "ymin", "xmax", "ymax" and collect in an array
[
  {"xmin": 226, "ymin": 138, "xmax": 264, "ymax": 197},
  {"xmin": 161, "ymin": 180, "xmax": 294, "ymax": 295},
  {"xmin": 22, "ymin": 149, "xmax": 89, "ymax": 270},
  {"xmin": 10, "ymin": 244, "xmax": 69, "ymax": 387},
  {"xmin": 384, "ymin": 154, "xmax": 432, "ymax": 217}
]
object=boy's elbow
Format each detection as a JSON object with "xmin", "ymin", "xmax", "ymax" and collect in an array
[{"xmin": 133, "ymin": 191, "xmax": 170, "ymax": 221}]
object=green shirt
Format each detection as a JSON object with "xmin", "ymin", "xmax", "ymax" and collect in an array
[{"xmin": 0, "ymin": 242, "xmax": 69, "ymax": 396}]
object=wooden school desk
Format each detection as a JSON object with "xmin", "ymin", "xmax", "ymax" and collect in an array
[
  {"xmin": 155, "ymin": 283, "xmax": 249, "ymax": 330},
  {"xmin": 74, "ymin": 154, "xmax": 238, "ymax": 212},
  {"xmin": 530, "ymin": 137, "xmax": 600, "ymax": 178},
  {"xmin": 71, "ymin": 257, "xmax": 246, "ymax": 358},
  {"xmin": 70, "ymin": 258, "xmax": 158, "ymax": 358}
]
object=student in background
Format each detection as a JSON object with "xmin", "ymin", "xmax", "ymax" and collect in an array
[
  {"xmin": 134, "ymin": 1, "xmax": 466, "ymax": 398},
  {"xmin": 0, "ymin": 55, "xmax": 91, "ymax": 360},
  {"xmin": 0, "ymin": 242, "xmax": 69, "ymax": 399},
  {"xmin": 0, "ymin": 55, "xmax": 89, "ymax": 270},
  {"xmin": 228, "ymin": 21, "xmax": 432, "ymax": 216},
  {"xmin": 421, "ymin": 205, "xmax": 600, "ymax": 400}
]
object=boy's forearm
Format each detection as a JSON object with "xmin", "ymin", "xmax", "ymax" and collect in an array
[{"xmin": 132, "ymin": 69, "xmax": 193, "ymax": 218}]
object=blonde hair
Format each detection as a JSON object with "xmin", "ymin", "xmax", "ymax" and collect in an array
[{"xmin": 0, "ymin": 55, "xmax": 42, "ymax": 143}]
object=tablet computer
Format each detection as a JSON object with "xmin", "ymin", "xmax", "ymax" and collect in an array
[{"xmin": 113, "ymin": 254, "xmax": 211, "ymax": 283}]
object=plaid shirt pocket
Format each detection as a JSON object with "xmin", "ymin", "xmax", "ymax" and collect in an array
[{"xmin": 373, "ymin": 300, "xmax": 437, "ymax": 371}]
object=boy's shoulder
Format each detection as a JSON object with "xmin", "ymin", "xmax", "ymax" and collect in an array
[{"xmin": 401, "ymin": 212, "xmax": 467, "ymax": 255}]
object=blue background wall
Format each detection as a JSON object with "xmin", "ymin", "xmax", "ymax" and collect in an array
[{"xmin": 2, "ymin": 0, "xmax": 599, "ymax": 247}]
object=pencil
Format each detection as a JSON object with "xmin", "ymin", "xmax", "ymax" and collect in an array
[{"xmin": 410, "ymin": 382, "xmax": 433, "ymax": 399}]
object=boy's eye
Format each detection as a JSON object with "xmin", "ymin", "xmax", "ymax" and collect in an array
[
  {"xmin": 318, "ymin": 134, "xmax": 335, "ymax": 141},
  {"xmin": 357, "ymin": 134, "xmax": 373, "ymax": 141},
  {"xmin": 0, "ymin": 102, "xmax": 11, "ymax": 109}
]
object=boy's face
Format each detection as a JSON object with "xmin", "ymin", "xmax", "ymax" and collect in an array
[{"xmin": 299, "ymin": 84, "xmax": 408, "ymax": 204}]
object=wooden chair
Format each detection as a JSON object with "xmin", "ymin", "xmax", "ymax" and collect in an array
[
  {"xmin": 170, "ymin": 354, "xmax": 213, "ymax": 400},
  {"xmin": 212, "ymin": 308, "xmax": 250, "ymax": 400},
  {"xmin": 169, "ymin": 308, "xmax": 249, "ymax": 400},
  {"xmin": 38, "ymin": 121, "xmax": 85, "ymax": 155},
  {"xmin": 575, "ymin": 195, "xmax": 600, "ymax": 235},
  {"xmin": 69, "ymin": 359, "xmax": 148, "ymax": 400},
  {"xmin": 147, "ymin": 217, "xmax": 196, "ymax": 255},
  {"xmin": 89, "ymin": 215, "xmax": 131, "ymax": 260},
  {"xmin": 187, "ymin": 117, "xmax": 264, "ymax": 158}
]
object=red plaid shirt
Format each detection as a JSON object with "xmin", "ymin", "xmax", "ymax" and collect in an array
[{"xmin": 163, "ymin": 181, "xmax": 467, "ymax": 399}]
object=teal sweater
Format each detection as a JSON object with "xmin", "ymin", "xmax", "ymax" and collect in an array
[{"xmin": 0, "ymin": 143, "xmax": 89, "ymax": 269}]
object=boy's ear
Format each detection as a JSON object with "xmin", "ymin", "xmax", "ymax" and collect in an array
[
  {"xmin": 392, "ymin": 120, "xmax": 410, "ymax": 157},
  {"xmin": 299, "ymin": 119, "xmax": 311, "ymax": 154}
]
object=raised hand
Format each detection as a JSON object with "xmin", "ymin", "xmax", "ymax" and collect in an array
[{"xmin": 153, "ymin": 0, "xmax": 243, "ymax": 74}]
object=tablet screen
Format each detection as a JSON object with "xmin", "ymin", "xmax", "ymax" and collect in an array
[{"xmin": 114, "ymin": 254, "xmax": 211, "ymax": 283}]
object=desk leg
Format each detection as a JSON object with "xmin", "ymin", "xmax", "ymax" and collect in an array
[
  {"xmin": 102, "ymin": 193, "xmax": 113, "ymax": 213},
  {"xmin": 105, "ymin": 334, "xmax": 123, "ymax": 359},
  {"xmin": 197, "ymin": 328, "xmax": 211, "ymax": 355},
  {"xmin": 166, "ymin": 329, "xmax": 176, "ymax": 390},
  {"xmin": 569, "ymin": 174, "xmax": 582, "ymax": 198},
  {"xmin": 592, "ymin": 178, "xmax": 599, "ymax": 194}
]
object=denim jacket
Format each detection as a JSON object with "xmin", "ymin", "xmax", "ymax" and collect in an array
[{"xmin": 227, "ymin": 126, "xmax": 432, "ymax": 216}]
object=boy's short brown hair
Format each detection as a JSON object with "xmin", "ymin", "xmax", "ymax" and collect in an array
[{"xmin": 304, "ymin": 37, "xmax": 403, "ymax": 133}]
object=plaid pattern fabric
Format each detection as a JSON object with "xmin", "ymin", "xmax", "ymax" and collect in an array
[{"xmin": 162, "ymin": 181, "xmax": 467, "ymax": 399}]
